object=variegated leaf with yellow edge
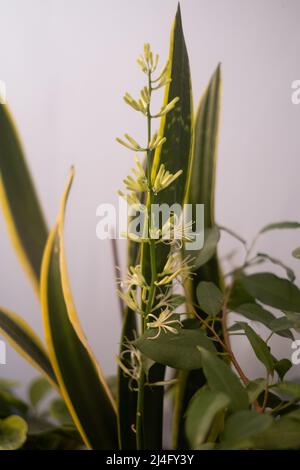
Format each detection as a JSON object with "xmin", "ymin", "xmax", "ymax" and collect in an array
[
  {"xmin": 0, "ymin": 104, "xmax": 48, "ymax": 293},
  {"xmin": 0, "ymin": 307, "xmax": 57, "ymax": 387},
  {"xmin": 139, "ymin": 4, "xmax": 193, "ymax": 450},
  {"xmin": 173, "ymin": 65, "xmax": 223, "ymax": 449},
  {"xmin": 40, "ymin": 168, "xmax": 118, "ymax": 450}
]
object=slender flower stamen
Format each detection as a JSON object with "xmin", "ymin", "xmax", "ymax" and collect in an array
[
  {"xmin": 155, "ymin": 252, "xmax": 195, "ymax": 286},
  {"xmin": 119, "ymin": 265, "xmax": 147, "ymax": 291},
  {"xmin": 116, "ymin": 338, "xmax": 142, "ymax": 390},
  {"xmin": 146, "ymin": 309, "xmax": 183, "ymax": 340}
]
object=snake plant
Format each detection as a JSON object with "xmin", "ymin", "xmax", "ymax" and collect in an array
[{"xmin": 0, "ymin": 4, "xmax": 300, "ymax": 451}]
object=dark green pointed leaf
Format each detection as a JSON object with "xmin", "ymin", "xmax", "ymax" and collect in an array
[
  {"xmin": 260, "ymin": 221, "xmax": 300, "ymax": 234},
  {"xmin": 242, "ymin": 324, "xmax": 274, "ymax": 373},
  {"xmin": 274, "ymin": 359, "xmax": 292, "ymax": 381},
  {"xmin": 198, "ymin": 347, "xmax": 249, "ymax": 412},
  {"xmin": 140, "ymin": 4, "xmax": 193, "ymax": 450},
  {"xmin": 257, "ymin": 252, "xmax": 295, "ymax": 282},
  {"xmin": 187, "ymin": 65, "xmax": 221, "ymax": 229},
  {"xmin": 269, "ymin": 316, "xmax": 295, "ymax": 333},
  {"xmin": 234, "ymin": 303, "xmax": 293, "ymax": 339},
  {"xmin": 228, "ymin": 281, "xmax": 256, "ymax": 310},
  {"xmin": 234, "ymin": 302, "xmax": 274, "ymax": 324},
  {"xmin": 152, "ymin": 7, "xmax": 193, "ymax": 211},
  {"xmin": 240, "ymin": 273, "xmax": 300, "ymax": 312},
  {"xmin": 185, "ymin": 388, "xmax": 229, "ymax": 448},
  {"xmin": 135, "ymin": 329, "xmax": 216, "ymax": 371},
  {"xmin": 186, "ymin": 64, "xmax": 223, "ymax": 293}
]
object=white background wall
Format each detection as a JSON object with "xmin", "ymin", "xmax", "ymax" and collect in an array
[{"xmin": 0, "ymin": 0, "xmax": 299, "ymax": 394}]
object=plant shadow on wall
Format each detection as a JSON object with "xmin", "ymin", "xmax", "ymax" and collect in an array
[{"xmin": 0, "ymin": 4, "xmax": 300, "ymax": 450}]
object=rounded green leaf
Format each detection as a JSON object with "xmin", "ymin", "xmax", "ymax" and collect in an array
[
  {"xmin": 49, "ymin": 398, "xmax": 73, "ymax": 425},
  {"xmin": 29, "ymin": 377, "xmax": 52, "ymax": 408},
  {"xmin": 0, "ymin": 415, "xmax": 28, "ymax": 450},
  {"xmin": 134, "ymin": 328, "xmax": 216, "ymax": 370},
  {"xmin": 196, "ymin": 281, "xmax": 224, "ymax": 316},
  {"xmin": 292, "ymin": 247, "xmax": 300, "ymax": 259},
  {"xmin": 185, "ymin": 388, "xmax": 229, "ymax": 448}
]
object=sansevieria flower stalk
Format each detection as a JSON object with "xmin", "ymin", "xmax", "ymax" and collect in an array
[{"xmin": 116, "ymin": 40, "xmax": 195, "ymax": 449}]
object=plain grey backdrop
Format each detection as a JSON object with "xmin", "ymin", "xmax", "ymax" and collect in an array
[{"xmin": 0, "ymin": 0, "xmax": 299, "ymax": 393}]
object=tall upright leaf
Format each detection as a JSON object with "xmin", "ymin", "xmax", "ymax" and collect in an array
[
  {"xmin": 40, "ymin": 169, "xmax": 117, "ymax": 449},
  {"xmin": 139, "ymin": 4, "xmax": 193, "ymax": 450},
  {"xmin": 187, "ymin": 63, "xmax": 222, "ymax": 295},
  {"xmin": 174, "ymin": 65, "xmax": 222, "ymax": 448},
  {"xmin": 0, "ymin": 104, "xmax": 48, "ymax": 292}
]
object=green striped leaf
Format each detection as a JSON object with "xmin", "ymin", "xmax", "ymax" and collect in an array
[
  {"xmin": 175, "ymin": 65, "xmax": 223, "ymax": 449},
  {"xmin": 187, "ymin": 64, "xmax": 222, "ymax": 297},
  {"xmin": 0, "ymin": 307, "xmax": 56, "ymax": 386},
  {"xmin": 0, "ymin": 104, "xmax": 48, "ymax": 292},
  {"xmin": 40, "ymin": 169, "xmax": 117, "ymax": 449},
  {"xmin": 140, "ymin": 4, "xmax": 193, "ymax": 450}
]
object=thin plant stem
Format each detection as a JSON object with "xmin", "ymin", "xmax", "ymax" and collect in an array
[
  {"xmin": 221, "ymin": 290, "xmax": 263, "ymax": 412},
  {"xmin": 261, "ymin": 374, "xmax": 270, "ymax": 412}
]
